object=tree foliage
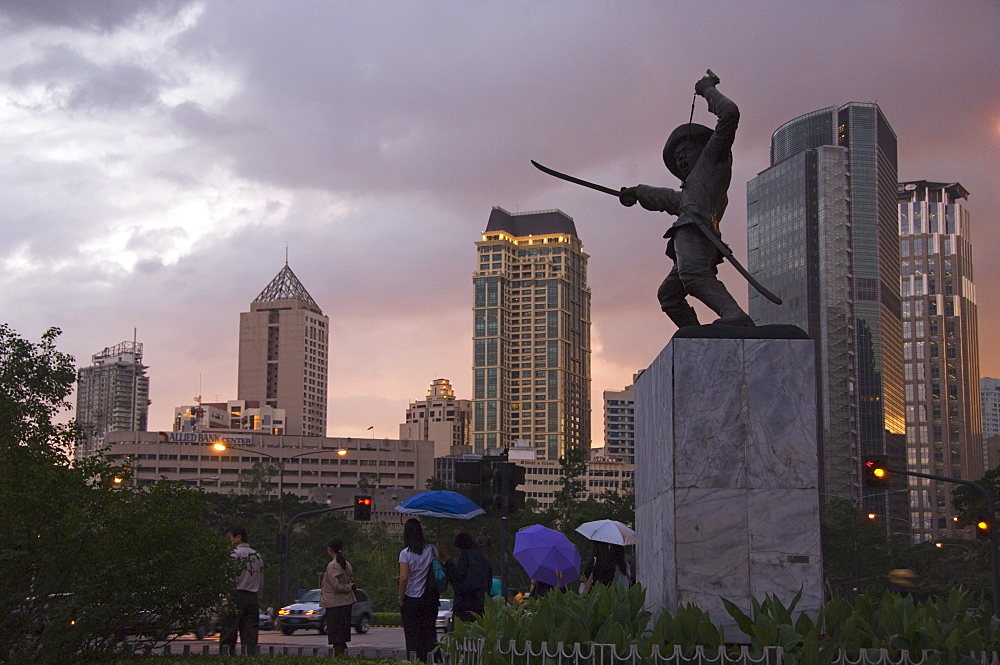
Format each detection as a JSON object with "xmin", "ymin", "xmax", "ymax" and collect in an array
[
  {"xmin": 952, "ymin": 466, "xmax": 1000, "ymax": 527},
  {"xmin": 0, "ymin": 326, "xmax": 234, "ymax": 663},
  {"xmin": 550, "ymin": 445, "xmax": 589, "ymax": 528}
]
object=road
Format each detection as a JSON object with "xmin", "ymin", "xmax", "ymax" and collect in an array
[{"xmin": 164, "ymin": 626, "xmax": 414, "ymax": 657}]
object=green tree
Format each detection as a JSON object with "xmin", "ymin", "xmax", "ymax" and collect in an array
[
  {"xmin": 952, "ymin": 466, "xmax": 1000, "ymax": 527},
  {"xmin": 0, "ymin": 326, "xmax": 233, "ymax": 664},
  {"xmin": 821, "ymin": 497, "xmax": 901, "ymax": 597},
  {"xmin": 237, "ymin": 460, "xmax": 280, "ymax": 499},
  {"xmin": 550, "ymin": 445, "xmax": 588, "ymax": 528}
]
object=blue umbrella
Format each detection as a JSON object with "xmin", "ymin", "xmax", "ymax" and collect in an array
[
  {"xmin": 394, "ymin": 490, "xmax": 485, "ymax": 520},
  {"xmin": 513, "ymin": 524, "xmax": 581, "ymax": 588}
]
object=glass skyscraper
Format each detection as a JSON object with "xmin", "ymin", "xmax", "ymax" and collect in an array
[
  {"xmin": 747, "ymin": 103, "xmax": 905, "ymax": 527},
  {"xmin": 472, "ymin": 207, "xmax": 591, "ymax": 459},
  {"xmin": 898, "ymin": 180, "xmax": 982, "ymax": 542}
]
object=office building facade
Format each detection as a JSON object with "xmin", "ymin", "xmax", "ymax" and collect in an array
[
  {"xmin": 982, "ymin": 378, "xmax": 1000, "ymax": 469},
  {"xmin": 102, "ymin": 431, "xmax": 434, "ymax": 498},
  {"xmin": 238, "ymin": 263, "xmax": 328, "ymax": 436},
  {"xmin": 898, "ymin": 180, "xmax": 982, "ymax": 541},
  {"xmin": 472, "ymin": 207, "xmax": 591, "ymax": 460},
  {"xmin": 174, "ymin": 399, "xmax": 287, "ymax": 435},
  {"xmin": 983, "ymin": 378, "xmax": 1000, "ymax": 440},
  {"xmin": 75, "ymin": 340, "xmax": 150, "ymax": 459},
  {"xmin": 400, "ymin": 378, "xmax": 472, "ymax": 458},
  {"xmin": 604, "ymin": 378, "xmax": 637, "ymax": 464},
  {"xmin": 747, "ymin": 104, "xmax": 906, "ymax": 525}
]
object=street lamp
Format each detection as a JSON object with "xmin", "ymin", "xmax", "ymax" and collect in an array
[
  {"xmin": 211, "ymin": 442, "xmax": 347, "ymax": 509},
  {"xmin": 211, "ymin": 442, "xmax": 348, "ymax": 605}
]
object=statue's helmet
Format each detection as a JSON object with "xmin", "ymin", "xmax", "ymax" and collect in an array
[{"xmin": 662, "ymin": 123, "xmax": 713, "ymax": 179}]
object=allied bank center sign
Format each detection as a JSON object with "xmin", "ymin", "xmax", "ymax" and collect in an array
[{"xmin": 160, "ymin": 432, "xmax": 254, "ymax": 447}]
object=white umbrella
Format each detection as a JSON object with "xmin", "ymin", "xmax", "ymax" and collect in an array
[{"xmin": 575, "ymin": 519, "xmax": 636, "ymax": 546}]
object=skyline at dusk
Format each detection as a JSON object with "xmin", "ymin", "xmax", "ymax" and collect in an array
[{"xmin": 2, "ymin": 2, "xmax": 998, "ymax": 446}]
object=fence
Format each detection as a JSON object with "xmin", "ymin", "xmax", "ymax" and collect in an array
[
  {"xmin": 153, "ymin": 638, "xmax": 1000, "ymax": 663},
  {"xmin": 440, "ymin": 638, "xmax": 1000, "ymax": 665}
]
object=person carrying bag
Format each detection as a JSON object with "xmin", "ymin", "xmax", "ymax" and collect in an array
[
  {"xmin": 320, "ymin": 537, "xmax": 355, "ymax": 656},
  {"xmin": 398, "ymin": 518, "xmax": 439, "ymax": 663}
]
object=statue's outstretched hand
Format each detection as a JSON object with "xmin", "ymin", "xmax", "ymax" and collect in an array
[
  {"xmin": 619, "ymin": 186, "xmax": 638, "ymax": 207},
  {"xmin": 695, "ymin": 69, "xmax": 720, "ymax": 96}
]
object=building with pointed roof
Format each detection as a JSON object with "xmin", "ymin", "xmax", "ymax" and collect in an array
[{"xmin": 238, "ymin": 263, "xmax": 328, "ymax": 436}]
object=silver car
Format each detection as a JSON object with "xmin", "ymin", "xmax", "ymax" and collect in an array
[
  {"xmin": 276, "ymin": 588, "xmax": 373, "ymax": 635},
  {"xmin": 435, "ymin": 598, "xmax": 453, "ymax": 632}
]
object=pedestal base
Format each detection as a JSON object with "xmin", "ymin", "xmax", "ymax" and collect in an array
[{"xmin": 635, "ymin": 332, "xmax": 823, "ymax": 642}]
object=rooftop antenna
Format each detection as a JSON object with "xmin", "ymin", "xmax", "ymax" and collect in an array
[{"xmin": 285, "ymin": 244, "xmax": 289, "ymax": 266}]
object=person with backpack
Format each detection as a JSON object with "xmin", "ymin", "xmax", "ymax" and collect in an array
[
  {"xmin": 398, "ymin": 518, "xmax": 439, "ymax": 662},
  {"xmin": 438, "ymin": 532, "xmax": 492, "ymax": 623},
  {"xmin": 320, "ymin": 537, "xmax": 355, "ymax": 656}
]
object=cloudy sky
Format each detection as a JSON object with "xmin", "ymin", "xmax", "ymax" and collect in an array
[{"xmin": 2, "ymin": 1, "xmax": 998, "ymax": 445}]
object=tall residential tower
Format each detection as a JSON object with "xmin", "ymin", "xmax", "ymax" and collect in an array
[
  {"xmin": 747, "ymin": 103, "xmax": 906, "ymax": 526},
  {"xmin": 238, "ymin": 263, "xmax": 328, "ymax": 436},
  {"xmin": 472, "ymin": 207, "xmax": 591, "ymax": 459},
  {"xmin": 898, "ymin": 180, "xmax": 982, "ymax": 541},
  {"xmin": 75, "ymin": 340, "xmax": 150, "ymax": 459}
]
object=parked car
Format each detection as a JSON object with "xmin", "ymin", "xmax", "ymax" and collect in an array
[
  {"xmin": 276, "ymin": 588, "xmax": 373, "ymax": 635},
  {"xmin": 436, "ymin": 598, "xmax": 453, "ymax": 632}
]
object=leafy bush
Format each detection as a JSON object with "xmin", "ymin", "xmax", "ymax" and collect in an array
[
  {"xmin": 726, "ymin": 588, "xmax": 1000, "ymax": 665},
  {"xmin": 444, "ymin": 582, "xmax": 1000, "ymax": 665}
]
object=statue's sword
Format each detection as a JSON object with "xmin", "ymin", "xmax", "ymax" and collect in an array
[{"xmin": 530, "ymin": 160, "xmax": 782, "ymax": 305}]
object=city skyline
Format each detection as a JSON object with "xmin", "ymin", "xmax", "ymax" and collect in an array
[{"xmin": 1, "ymin": 2, "xmax": 998, "ymax": 447}]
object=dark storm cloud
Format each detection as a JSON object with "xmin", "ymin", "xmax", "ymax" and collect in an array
[{"xmin": 0, "ymin": 0, "xmax": 190, "ymax": 32}]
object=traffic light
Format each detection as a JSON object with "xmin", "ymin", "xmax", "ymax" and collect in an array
[
  {"xmin": 506, "ymin": 462, "xmax": 527, "ymax": 513},
  {"xmin": 479, "ymin": 457, "xmax": 501, "ymax": 512},
  {"xmin": 975, "ymin": 512, "xmax": 991, "ymax": 540},
  {"xmin": 863, "ymin": 459, "xmax": 888, "ymax": 489},
  {"xmin": 492, "ymin": 462, "xmax": 527, "ymax": 514},
  {"xmin": 353, "ymin": 495, "xmax": 372, "ymax": 521}
]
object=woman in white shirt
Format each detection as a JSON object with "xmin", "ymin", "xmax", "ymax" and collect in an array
[{"xmin": 398, "ymin": 518, "xmax": 438, "ymax": 662}]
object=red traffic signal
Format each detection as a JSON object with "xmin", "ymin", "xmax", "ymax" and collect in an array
[{"xmin": 353, "ymin": 495, "xmax": 373, "ymax": 521}]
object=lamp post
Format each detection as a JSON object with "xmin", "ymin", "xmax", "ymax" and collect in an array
[
  {"xmin": 211, "ymin": 442, "xmax": 348, "ymax": 605},
  {"xmin": 211, "ymin": 443, "xmax": 347, "ymax": 520}
]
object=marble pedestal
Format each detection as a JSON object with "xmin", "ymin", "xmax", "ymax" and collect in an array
[{"xmin": 634, "ymin": 331, "xmax": 823, "ymax": 643}]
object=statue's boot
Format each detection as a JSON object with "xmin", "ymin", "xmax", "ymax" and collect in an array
[
  {"xmin": 688, "ymin": 279, "xmax": 755, "ymax": 327},
  {"xmin": 663, "ymin": 303, "xmax": 701, "ymax": 329}
]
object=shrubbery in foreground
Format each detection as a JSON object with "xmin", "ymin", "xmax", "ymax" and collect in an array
[{"xmin": 442, "ymin": 583, "xmax": 1000, "ymax": 665}]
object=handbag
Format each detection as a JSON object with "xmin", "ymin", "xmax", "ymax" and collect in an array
[
  {"xmin": 424, "ymin": 547, "xmax": 448, "ymax": 595},
  {"xmin": 432, "ymin": 559, "xmax": 449, "ymax": 593}
]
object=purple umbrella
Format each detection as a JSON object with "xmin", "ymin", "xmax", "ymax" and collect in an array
[{"xmin": 513, "ymin": 525, "xmax": 581, "ymax": 588}]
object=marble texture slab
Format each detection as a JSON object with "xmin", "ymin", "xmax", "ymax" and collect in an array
[{"xmin": 635, "ymin": 336, "xmax": 823, "ymax": 643}]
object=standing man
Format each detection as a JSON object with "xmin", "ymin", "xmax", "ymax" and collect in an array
[
  {"xmin": 220, "ymin": 525, "xmax": 262, "ymax": 655},
  {"xmin": 619, "ymin": 70, "xmax": 754, "ymax": 329}
]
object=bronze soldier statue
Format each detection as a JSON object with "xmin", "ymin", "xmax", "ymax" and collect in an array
[{"xmin": 619, "ymin": 70, "xmax": 754, "ymax": 328}]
